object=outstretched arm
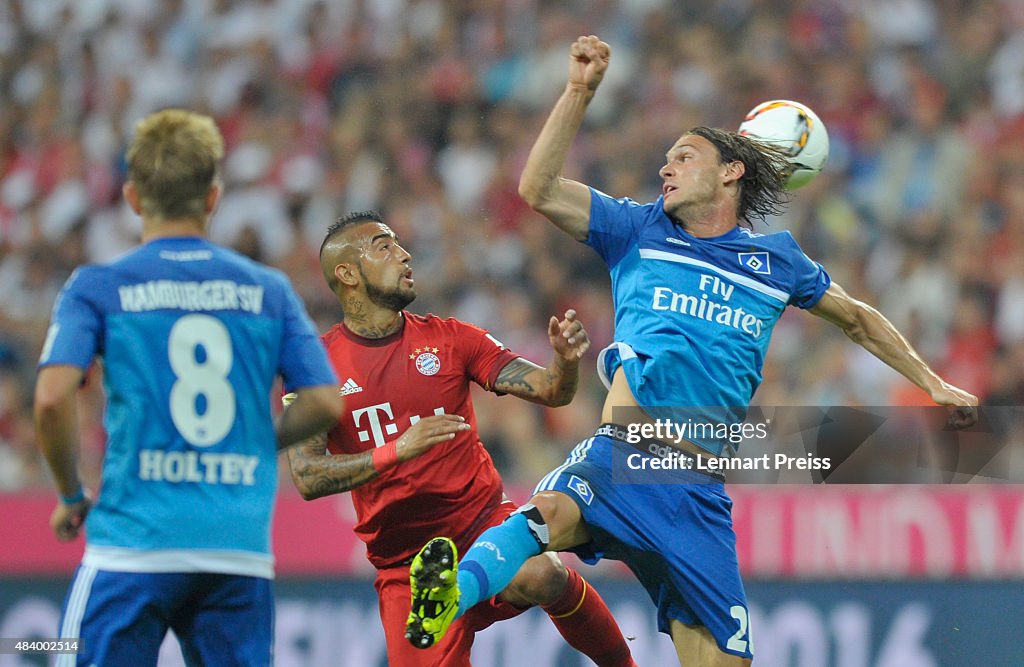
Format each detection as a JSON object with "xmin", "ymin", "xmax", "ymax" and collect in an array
[
  {"xmin": 809, "ymin": 282, "xmax": 978, "ymax": 426},
  {"xmin": 286, "ymin": 414, "xmax": 470, "ymax": 500},
  {"xmin": 492, "ymin": 309, "xmax": 590, "ymax": 407},
  {"xmin": 518, "ymin": 35, "xmax": 610, "ymax": 242}
]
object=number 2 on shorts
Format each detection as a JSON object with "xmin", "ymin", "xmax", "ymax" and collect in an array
[{"xmin": 726, "ymin": 604, "xmax": 753, "ymax": 654}]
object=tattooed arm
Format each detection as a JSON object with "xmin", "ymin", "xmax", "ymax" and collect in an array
[
  {"xmin": 492, "ymin": 310, "xmax": 590, "ymax": 407},
  {"xmin": 286, "ymin": 414, "xmax": 470, "ymax": 500},
  {"xmin": 287, "ymin": 433, "xmax": 378, "ymax": 500}
]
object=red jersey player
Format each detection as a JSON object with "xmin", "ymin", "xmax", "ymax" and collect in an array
[{"xmin": 285, "ymin": 211, "xmax": 636, "ymax": 667}]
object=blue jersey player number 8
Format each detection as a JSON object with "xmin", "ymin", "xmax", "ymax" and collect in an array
[
  {"xmin": 168, "ymin": 314, "xmax": 237, "ymax": 446},
  {"xmin": 33, "ymin": 109, "xmax": 342, "ymax": 667}
]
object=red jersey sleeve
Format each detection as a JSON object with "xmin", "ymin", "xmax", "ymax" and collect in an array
[{"xmin": 451, "ymin": 320, "xmax": 520, "ymax": 392}]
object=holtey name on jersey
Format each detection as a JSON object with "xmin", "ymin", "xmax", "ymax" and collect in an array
[{"xmin": 138, "ymin": 449, "xmax": 259, "ymax": 485}]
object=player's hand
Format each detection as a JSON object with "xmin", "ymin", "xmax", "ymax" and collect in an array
[
  {"xmin": 549, "ymin": 309, "xmax": 590, "ymax": 362},
  {"xmin": 568, "ymin": 35, "xmax": 610, "ymax": 93},
  {"xmin": 395, "ymin": 414, "xmax": 471, "ymax": 462},
  {"xmin": 50, "ymin": 492, "xmax": 92, "ymax": 542},
  {"xmin": 931, "ymin": 382, "xmax": 979, "ymax": 429}
]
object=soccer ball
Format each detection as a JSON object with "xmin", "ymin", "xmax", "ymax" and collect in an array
[{"xmin": 738, "ymin": 100, "xmax": 829, "ymax": 190}]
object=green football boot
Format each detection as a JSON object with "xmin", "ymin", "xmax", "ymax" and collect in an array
[{"xmin": 405, "ymin": 537, "xmax": 460, "ymax": 649}]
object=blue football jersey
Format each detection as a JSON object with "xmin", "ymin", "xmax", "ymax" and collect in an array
[
  {"xmin": 586, "ymin": 188, "xmax": 830, "ymax": 455},
  {"xmin": 39, "ymin": 237, "xmax": 337, "ymax": 577}
]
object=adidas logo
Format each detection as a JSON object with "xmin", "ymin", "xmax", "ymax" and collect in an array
[
  {"xmin": 666, "ymin": 237, "xmax": 690, "ymax": 246},
  {"xmin": 340, "ymin": 378, "xmax": 363, "ymax": 396}
]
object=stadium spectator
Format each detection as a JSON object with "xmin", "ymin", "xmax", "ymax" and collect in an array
[{"xmin": 0, "ymin": 0, "xmax": 1020, "ymax": 491}]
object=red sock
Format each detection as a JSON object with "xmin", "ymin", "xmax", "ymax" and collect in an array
[{"xmin": 542, "ymin": 568, "xmax": 637, "ymax": 667}]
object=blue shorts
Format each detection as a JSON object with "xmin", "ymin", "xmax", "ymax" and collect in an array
[
  {"xmin": 56, "ymin": 566, "xmax": 273, "ymax": 666},
  {"xmin": 533, "ymin": 424, "xmax": 754, "ymax": 659}
]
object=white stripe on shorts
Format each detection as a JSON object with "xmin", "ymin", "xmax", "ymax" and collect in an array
[
  {"xmin": 535, "ymin": 437, "xmax": 594, "ymax": 493},
  {"xmin": 56, "ymin": 564, "xmax": 98, "ymax": 667}
]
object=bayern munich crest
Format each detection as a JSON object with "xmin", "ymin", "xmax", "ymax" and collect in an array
[{"xmin": 414, "ymin": 350, "xmax": 441, "ymax": 376}]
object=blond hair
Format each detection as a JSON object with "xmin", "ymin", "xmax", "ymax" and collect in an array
[{"xmin": 126, "ymin": 109, "xmax": 224, "ymax": 222}]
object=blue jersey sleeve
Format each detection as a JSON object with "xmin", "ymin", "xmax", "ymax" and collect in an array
[
  {"xmin": 39, "ymin": 267, "xmax": 103, "ymax": 369},
  {"xmin": 584, "ymin": 187, "xmax": 649, "ymax": 268},
  {"xmin": 275, "ymin": 274, "xmax": 337, "ymax": 390},
  {"xmin": 784, "ymin": 233, "xmax": 831, "ymax": 309}
]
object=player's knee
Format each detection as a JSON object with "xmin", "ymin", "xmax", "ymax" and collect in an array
[
  {"xmin": 528, "ymin": 491, "xmax": 585, "ymax": 549},
  {"xmin": 529, "ymin": 491, "xmax": 573, "ymax": 528},
  {"xmin": 504, "ymin": 552, "xmax": 567, "ymax": 607}
]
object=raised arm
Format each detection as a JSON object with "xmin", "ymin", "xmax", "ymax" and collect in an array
[
  {"xmin": 492, "ymin": 309, "xmax": 590, "ymax": 407},
  {"xmin": 286, "ymin": 413, "xmax": 470, "ymax": 500},
  {"xmin": 809, "ymin": 282, "xmax": 978, "ymax": 426},
  {"xmin": 34, "ymin": 365, "xmax": 92, "ymax": 541},
  {"xmin": 518, "ymin": 35, "xmax": 610, "ymax": 242}
]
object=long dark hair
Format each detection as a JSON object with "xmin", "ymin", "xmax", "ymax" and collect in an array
[{"xmin": 687, "ymin": 126, "xmax": 791, "ymax": 226}]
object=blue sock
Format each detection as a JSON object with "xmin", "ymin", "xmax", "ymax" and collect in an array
[{"xmin": 454, "ymin": 511, "xmax": 546, "ymax": 620}]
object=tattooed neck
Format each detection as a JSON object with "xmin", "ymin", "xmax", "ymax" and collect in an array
[
  {"xmin": 348, "ymin": 320, "xmax": 402, "ymax": 338},
  {"xmin": 344, "ymin": 298, "xmax": 403, "ymax": 339}
]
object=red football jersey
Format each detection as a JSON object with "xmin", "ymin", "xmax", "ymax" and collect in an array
[{"xmin": 320, "ymin": 312, "xmax": 520, "ymax": 568}]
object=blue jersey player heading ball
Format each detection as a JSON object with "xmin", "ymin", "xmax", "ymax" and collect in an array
[
  {"xmin": 405, "ymin": 36, "xmax": 979, "ymax": 666},
  {"xmin": 33, "ymin": 109, "xmax": 343, "ymax": 667}
]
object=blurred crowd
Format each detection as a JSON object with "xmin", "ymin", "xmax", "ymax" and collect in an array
[{"xmin": 1, "ymin": 0, "xmax": 1023, "ymax": 492}]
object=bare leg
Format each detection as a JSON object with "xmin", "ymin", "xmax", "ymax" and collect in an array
[
  {"xmin": 528, "ymin": 490, "xmax": 591, "ymax": 550},
  {"xmin": 499, "ymin": 545, "xmax": 637, "ymax": 667},
  {"xmin": 670, "ymin": 620, "xmax": 751, "ymax": 667},
  {"xmin": 498, "ymin": 552, "xmax": 567, "ymax": 607}
]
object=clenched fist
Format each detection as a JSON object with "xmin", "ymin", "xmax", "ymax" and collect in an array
[{"xmin": 568, "ymin": 35, "xmax": 611, "ymax": 93}]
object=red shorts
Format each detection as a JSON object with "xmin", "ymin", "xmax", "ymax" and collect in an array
[{"xmin": 374, "ymin": 501, "xmax": 525, "ymax": 667}]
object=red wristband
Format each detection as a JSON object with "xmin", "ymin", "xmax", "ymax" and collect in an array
[{"xmin": 371, "ymin": 440, "xmax": 399, "ymax": 473}]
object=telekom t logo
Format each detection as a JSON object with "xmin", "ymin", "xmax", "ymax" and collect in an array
[{"xmin": 351, "ymin": 402, "xmax": 445, "ymax": 447}]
